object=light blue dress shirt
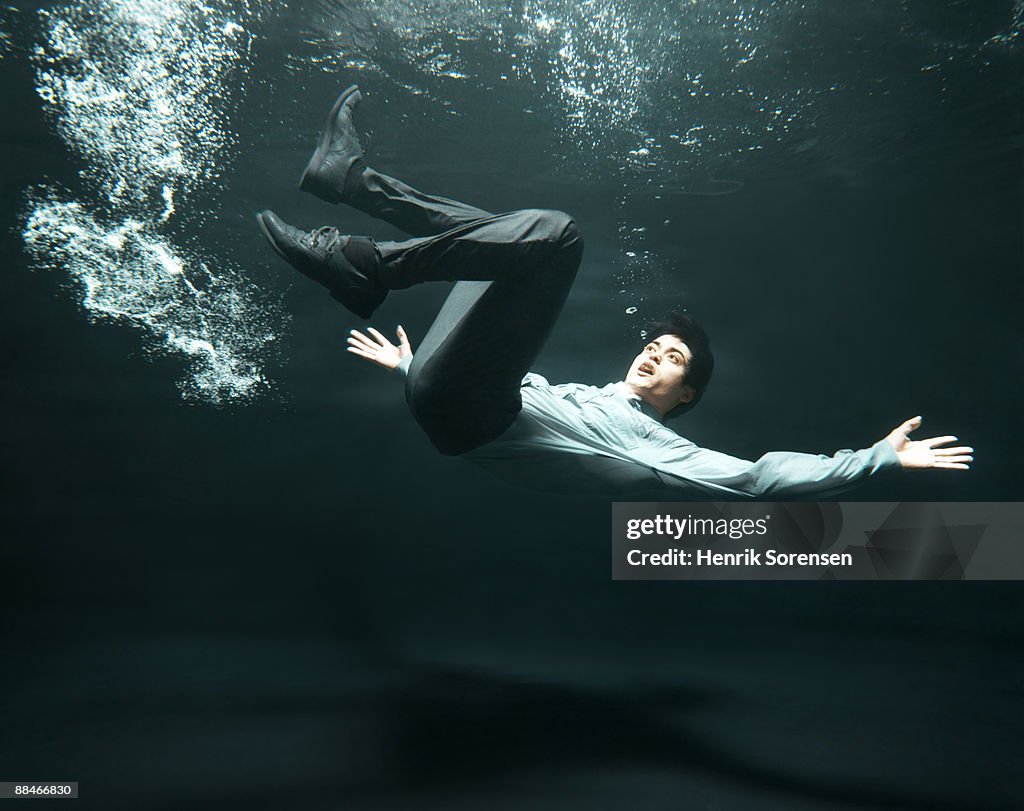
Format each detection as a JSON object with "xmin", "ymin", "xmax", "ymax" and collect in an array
[{"xmin": 398, "ymin": 359, "xmax": 900, "ymax": 497}]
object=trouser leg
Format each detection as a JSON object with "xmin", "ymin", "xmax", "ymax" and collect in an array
[
  {"xmin": 339, "ymin": 165, "xmax": 584, "ymax": 455},
  {"xmin": 404, "ymin": 215, "xmax": 583, "ymax": 455},
  {"xmin": 374, "ymin": 208, "xmax": 580, "ymax": 289},
  {"xmin": 365, "ymin": 208, "xmax": 583, "ymax": 455},
  {"xmin": 345, "ymin": 160, "xmax": 493, "ymax": 236}
]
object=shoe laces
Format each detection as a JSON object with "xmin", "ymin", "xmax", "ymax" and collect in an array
[{"xmin": 306, "ymin": 226, "xmax": 343, "ymax": 255}]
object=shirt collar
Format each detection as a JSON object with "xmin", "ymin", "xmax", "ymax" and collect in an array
[{"xmin": 614, "ymin": 382, "xmax": 665, "ymax": 423}]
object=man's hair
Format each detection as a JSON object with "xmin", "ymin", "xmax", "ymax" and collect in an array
[{"xmin": 645, "ymin": 311, "xmax": 714, "ymax": 419}]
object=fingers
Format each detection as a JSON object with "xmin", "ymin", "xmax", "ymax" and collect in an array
[
  {"xmin": 930, "ymin": 449, "xmax": 972, "ymax": 461},
  {"xmin": 367, "ymin": 326, "xmax": 390, "ymax": 345},
  {"xmin": 346, "ymin": 327, "xmax": 401, "ymax": 369},
  {"xmin": 922, "ymin": 435, "xmax": 959, "ymax": 449},
  {"xmin": 926, "ymin": 444, "xmax": 973, "ymax": 469},
  {"xmin": 348, "ymin": 329, "xmax": 391, "ymax": 353},
  {"xmin": 934, "ymin": 451, "xmax": 973, "ymax": 465},
  {"xmin": 347, "ymin": 329, "xmax": 377, "ymax": 349},
  {"xmin": 397, "ymin": 324, "xmax": 411, "ymax": 351},
  {"xmin": 932, "ymin": 445, "xmax": 973, "ymax": 456},
  {"xmin": 895, "ymin": 415, "xmax": 923, "ymax": 435},
  {"xmin": 918, "ymin": 438, "xmax": 974, "ymax": 468},
  {"xmin": 347, "ymin": 336, "xmax": 377, "ymax": 355},
  {"xmin": 931, "ymin": 462, "xmax": 970, "ymax": 471}
]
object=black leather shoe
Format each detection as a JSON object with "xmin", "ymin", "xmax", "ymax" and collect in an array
[
  {"xmin": 299, "ymin": 85, "xmax": 364, "ymax": 203},
  {"xmin": 257, "ymin": 210, "xmax": 386, "ymax": 319}
]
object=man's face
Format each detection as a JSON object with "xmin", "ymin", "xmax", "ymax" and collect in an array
[{"xmin": 625, "ymin": 334, "xmax": 695, "ymax": 410}]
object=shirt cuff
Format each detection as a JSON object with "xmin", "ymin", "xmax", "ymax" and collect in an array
[
  {"xmin": 396, "ymin": 353, "xmax": 413, "ymax": 378},
  {"xmin": 870, "ymin": 438, "xmax": 902, "ymax": 472}
]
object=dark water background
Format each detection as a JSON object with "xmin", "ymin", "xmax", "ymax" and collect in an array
[{"xmin": 2, "ymin": 1, "xmax": 1024, "ymax": 808}]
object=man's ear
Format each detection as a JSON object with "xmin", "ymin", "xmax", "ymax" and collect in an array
[{"xmin": 679, "ymin": 385, "xmax": 695, "ymax": 405}]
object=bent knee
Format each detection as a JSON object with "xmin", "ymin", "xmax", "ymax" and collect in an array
[
  {"xmin": 523, "ymin": 208, "xmax": 583, "ymax": 253},
  {"xmin": 405, "ymin": 368, "xmax": 444, "ymax": 417}
]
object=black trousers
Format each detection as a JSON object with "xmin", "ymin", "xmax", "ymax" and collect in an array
[{"xmin": 345, "ymin": 166, "xmax": 584, "ymax": 455}]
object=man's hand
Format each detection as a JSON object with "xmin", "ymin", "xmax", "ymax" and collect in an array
[
  {"xmin": 884, "ymin": 416, "xmax": 973, "ymax": 470},
  {"xmin": 346, "ymin": 325, "xmax": 412, "ymax": 371}
]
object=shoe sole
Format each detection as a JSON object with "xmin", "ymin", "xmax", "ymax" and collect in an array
[
  {"xmin": 256, "ymin": 211, "xmax": 291, "ymax": 263},
  {"xmin": 299, "ymin": 84, "xmax": 361, "ymax": 193}
]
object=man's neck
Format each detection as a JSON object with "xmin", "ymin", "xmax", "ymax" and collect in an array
[{"xmin": 616, "ymin": 382, "xmax": 666, "ymax": 421}]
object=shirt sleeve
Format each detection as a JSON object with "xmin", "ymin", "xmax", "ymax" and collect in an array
[
  {"xmin": 638, "ymin": 428, "xmax": 902, "ymax": 498},
  {"xmin": 395, "ymin": 353, "xmax": 413, "ymax": 378}
]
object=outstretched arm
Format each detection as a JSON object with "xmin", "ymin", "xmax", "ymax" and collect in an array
[
  {"xmin": 346, "ymin": 326, "xmax": 413, "ymax": 376},
  {"xmin": 640, "ymin": 416, "xmax": 972, "ymax": 498}
]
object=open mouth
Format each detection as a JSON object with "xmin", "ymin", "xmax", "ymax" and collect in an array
[{"xmin": 638, "ymin": 361, "xmax": 656, "ymax": 376}]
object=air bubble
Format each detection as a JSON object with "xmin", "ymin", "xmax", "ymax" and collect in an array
[{"xmin": 25, "ymin": 0, "xmax": 281, "ymax": 403}]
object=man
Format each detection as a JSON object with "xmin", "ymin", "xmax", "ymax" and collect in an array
[{"xmin": 258, "ymin": 86, "xmax": 972, "ymax": 497}]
